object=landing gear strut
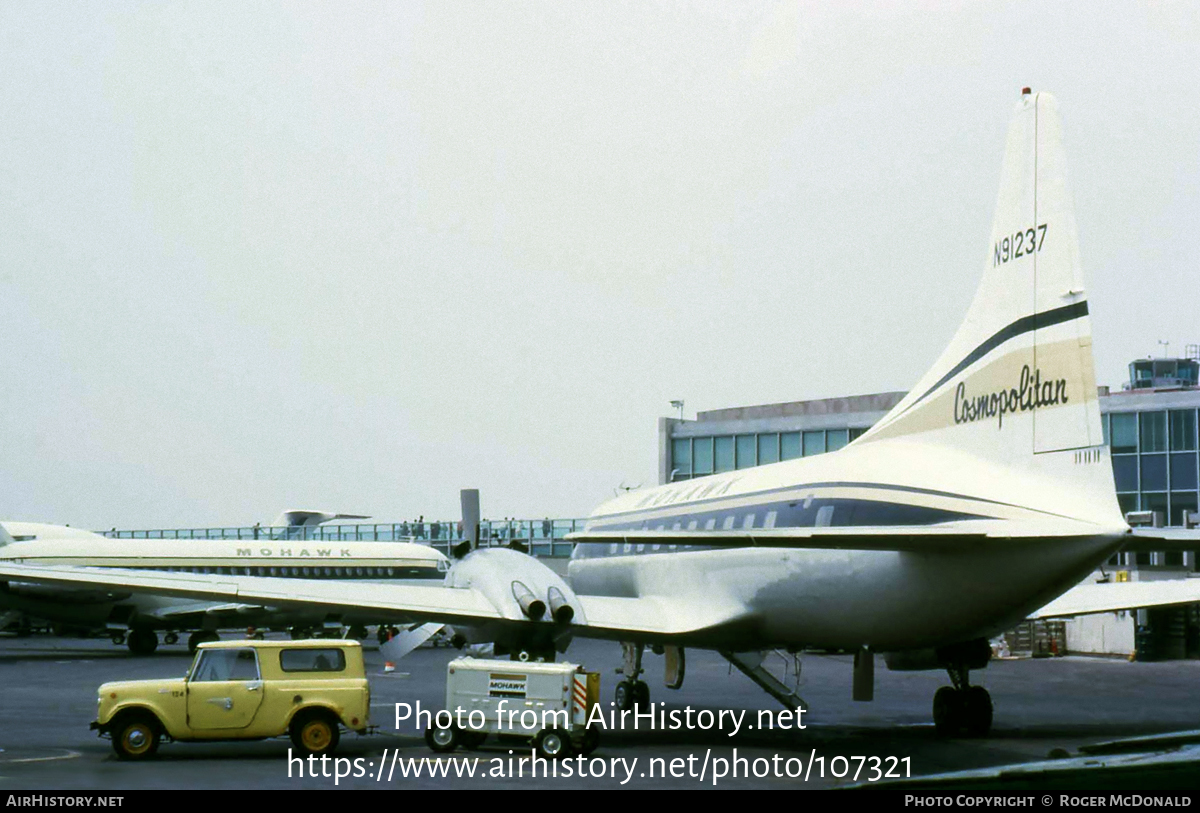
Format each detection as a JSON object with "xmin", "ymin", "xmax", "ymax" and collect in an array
[
  {"xmin": 614, "ymin": 642, "xmax": 650, "ymax": 711},
  {"xmin": 932, "ymin": 663, "xmax": 992, "ymax": 737}
]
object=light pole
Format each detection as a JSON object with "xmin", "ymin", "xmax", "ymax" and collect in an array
[{"xmin": 669, "ymin": 400, "xmax": 684, "ymax": 420}]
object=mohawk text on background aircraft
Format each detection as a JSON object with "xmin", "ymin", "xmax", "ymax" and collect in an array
[{"xmin": 4, "ymin": 90, "xmax": 1199, "ymax": 736}]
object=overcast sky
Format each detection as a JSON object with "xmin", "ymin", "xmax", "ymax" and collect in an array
[{"xmin": 1, "ymin": 2, "xmax": 1197, "ymax": 529}]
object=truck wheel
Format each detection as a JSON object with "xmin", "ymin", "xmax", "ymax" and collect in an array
[
  {"xmin": 534, "ymin": 730, "xmax": 572, "ymax": 760},
  {"xmin": 111, "ymin": 713, "xmax": 161, "ymax": 760},
  {"xmin": 425, "ymin": 725, "xmax": 459, "ymax": 753},
  {"xmin": 290, "ymin": 711, "xmax": 341, "ymax": 756}
]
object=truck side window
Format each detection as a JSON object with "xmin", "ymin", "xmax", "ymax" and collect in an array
[
  {"xmin": 280, "ymin": 648, "xmax": 346, "ymax": 673},
  {"xmin": 191, "ymin": 649, "xmax": 260, "ymax": 682}
]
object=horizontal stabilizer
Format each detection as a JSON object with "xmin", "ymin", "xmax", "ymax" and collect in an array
[
  {"xmin": 1121, "ymin": 528, "xmax": 1200, "ymax": 553},
  {"xmin": 1030, "ymin": 578, "xmax": 1200, "ymax": 619}
]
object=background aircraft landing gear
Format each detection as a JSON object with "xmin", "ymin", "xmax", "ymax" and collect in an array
[
  {"xmin": 932, "ymin": 664, "xmax": 992, "ymax": 737},
  {"xmin": 126, "ymin": 628, "xmax": 158, "ymax": 656},
  {"xmin": 187, "ymin": 630, "xmax": 219, "ymax": 653},
  {"xmin": 163, "ymin": 632, "xmax": 179, "ymax": 646}
]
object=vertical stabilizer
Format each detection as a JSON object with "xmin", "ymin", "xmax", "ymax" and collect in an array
[{"xmin": 859, "ymin": 91, "xmax": 1119, "ymax": 523}]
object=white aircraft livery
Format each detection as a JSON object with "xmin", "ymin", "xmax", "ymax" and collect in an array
[
  {"xmin": 2, "ymin": 90, "xmax": 1198, "ymax": 737},
  {"xmin": 0, "ymin": 521, "xmax": 448, "ymax": 654}
]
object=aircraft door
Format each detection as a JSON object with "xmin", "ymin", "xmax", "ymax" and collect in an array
[{"xmin": 186, "ymin": 648, "xmax": 264, "ymax": 730}]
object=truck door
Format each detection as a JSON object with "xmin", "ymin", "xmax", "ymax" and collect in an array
[{"xmin": 186, "ymin": 648, "xmax": 265, "ymax": 730}]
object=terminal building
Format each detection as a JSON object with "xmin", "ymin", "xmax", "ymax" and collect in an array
[{"xmin": 659, "ymin": 353, "xmax": 1200, "ymax": 660}]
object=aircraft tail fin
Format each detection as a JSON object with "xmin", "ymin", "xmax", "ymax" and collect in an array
[{"xmin": 859, "ymin": 90, "xmax": 1121, "ymax": 525}]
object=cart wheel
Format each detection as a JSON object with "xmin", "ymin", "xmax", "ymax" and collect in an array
[
  {"xmin": 534, "ymin": 729, "xmax": 573, "ymax": 760},
  {"xmin": 426, "ymin": 724, "xmax": 459, "ymax": 753}
]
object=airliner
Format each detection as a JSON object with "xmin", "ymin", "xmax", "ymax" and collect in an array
[
  {"xmin": 0, "ymin": 520, "xmax": 448, "ymax": 654},
  {"xmin": 2, "ymin": 90, "xmax": 1198, "ymax": 736}
]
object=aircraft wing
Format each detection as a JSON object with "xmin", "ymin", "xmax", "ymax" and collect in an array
[
  {"xmin": 1029, "ymin": 578, "xmax": 1200, "ymax": 619},
  {"xmin": 0, "ymin": 561, "xmax": 747, "ymax": 642},
  {"xmin": 573, "ymin": 594, "xmax": 750, "ymax": 639}
]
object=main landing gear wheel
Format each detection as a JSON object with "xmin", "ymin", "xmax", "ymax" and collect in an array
[
  {"xmin": 163, "ymin": 632, "xmax": 179, "ymax": 646},
  {"xmin": 932, "ymin": 685, "xmax": 992, "ymax": 737},
  {"xmin": 614, "ymin": 679, "xmax": 650, "ymax": 711}
]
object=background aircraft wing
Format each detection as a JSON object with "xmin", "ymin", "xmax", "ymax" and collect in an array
[
  {"xmin": 0, "ymin": 563, "xmax": 502, "ymax": 626},
  {"xmin": 1029, "ymin": 578, "xmax": 1200, "ymax": 619}
]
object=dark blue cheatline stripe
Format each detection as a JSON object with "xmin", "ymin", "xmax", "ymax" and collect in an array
[
  {"xmin": 591, "ymin": 479, "xmax": 1082, "ymax": 524},
  {"xmin": 585, "ymin": 496, "xmax": 980, "ymax": 534},
  {"xmin": 899, "ymin": 300, "xmax": 1089, "ymax": 416}
]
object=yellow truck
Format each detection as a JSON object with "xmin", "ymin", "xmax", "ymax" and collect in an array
[{"xmin": 92, "ymin": 639, "xmax": 370, "ymax": 759}]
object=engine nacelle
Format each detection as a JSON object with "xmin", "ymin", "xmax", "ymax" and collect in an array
[{"xmin": 444, "ymin": 548, "xmax": 585, "ymax": 656}]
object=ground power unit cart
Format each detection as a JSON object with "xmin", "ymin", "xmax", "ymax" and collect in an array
[{"xmin": 425, "ymin": 657, "xmax": 600, "ymax": 758}]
